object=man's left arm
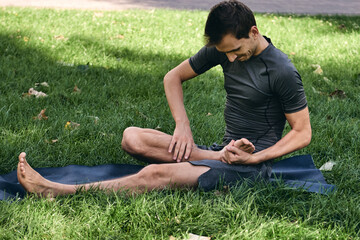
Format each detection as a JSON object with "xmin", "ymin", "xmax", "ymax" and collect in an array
[{"xmin": 223, "ymin": 107, "xmax": 311, "ymax": 165}]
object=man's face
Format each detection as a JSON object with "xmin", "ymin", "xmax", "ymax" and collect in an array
[{"xmin": 215, "ymin": 29, "xmax": 258, "ymax": 62}]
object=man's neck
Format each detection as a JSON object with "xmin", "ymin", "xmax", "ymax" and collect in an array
[{"xmin": 254, "ymin": 35, "xmax": 270, "ymax": 56}]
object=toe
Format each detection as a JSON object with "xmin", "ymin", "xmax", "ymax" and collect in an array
[{"xmin": 19, "ymin": 152, "xmax": 26, "ymax": 161}]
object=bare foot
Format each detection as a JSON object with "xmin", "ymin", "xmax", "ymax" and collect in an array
[
  {"xmin": 17, "ymin": 152, "xmax": 61, "ymax": 198},
  {"xmin": 233, "ymin": 138, "xmax": 255, "ymax": 154}
]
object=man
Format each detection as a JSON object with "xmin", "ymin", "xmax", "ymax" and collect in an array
[{"xmin": 17, "ymin": 0, "xmax": 311, "ymax": 197}]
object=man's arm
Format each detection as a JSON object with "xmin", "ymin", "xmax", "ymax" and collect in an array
[
  {"xmin": 163, "ymin": 59, "xmax": 198, "ymax": 162},
  {"xmin": 223, "ymin": 107, "xmax": 312, "ymax": 164}
]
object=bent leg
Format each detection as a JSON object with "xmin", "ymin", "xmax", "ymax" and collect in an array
[
  {"xmin": 17, "ymin": 152, "xmax": 210, "ymax": 198},
  {"xmin": 121, "ymin": 127, "xmax": 231, "ymax": 163}
]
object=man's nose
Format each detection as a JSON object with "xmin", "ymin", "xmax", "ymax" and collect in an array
[{"xmin": 226, "ymin": 53, "xmax": 237, "ymax": 62}]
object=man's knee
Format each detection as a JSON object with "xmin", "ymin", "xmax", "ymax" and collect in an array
[
  {"xmin": 121, "ymin": 127, "xmax": 144, "ymax": 155},
  {"xmin": 136, "ymin": 164, "xmax": 170, "ymax": 189}
]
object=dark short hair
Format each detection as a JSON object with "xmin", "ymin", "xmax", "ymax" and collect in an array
[{"xmin": 204, "ymin": 0, "xmax": 256, "ymax": 46}]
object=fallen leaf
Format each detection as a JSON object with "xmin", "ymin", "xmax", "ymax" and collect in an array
[
  {"xmin": 22, "ymin": 92, "xmax": 32, "ymax": 98},
  {"xmin": 28, "ymin": 88, "xmax": 48, "ymax": 98},
  {"xmin": 65, "ymin": 121, "xmax": 80, "ymax": 130},
  {"xmin": 23, "ymin": 36, "xmax": 29, "ymax": 42},
  {"xmin": 33, "ymin": 109, "xmax": 48, "ymax": 120},
  {"xmin": 54, "ymin": 35, "xmax": 68, "ymax": 41},
  {"xmin": 329, "ymin": 89, "xmax": 346, "ymax": 98},
  {"xmin": 35, "ymin": 82, "xmax": 49, "ymax": 87},
  {"xmin": 187, "ymin": 233, "xmax": 211, "ymax": 240},
  {"xmin": 319, "ymin": 161, "xmax": 336, "ymax": 171},
  {"xmin": 45, "ymin": 139, "xmax": 58, "ymax": 144},
  {"xmin": 206, "ymin": 112, "xmax": 212, "ymax": 116},
  {"xmin": 290, "ymin": 52, "xmax": 296, "ymax": 55},
  {"xmin": 110, "ymin": 34, "xmax": 125, "ymax": 40},
  {"xmin": 73, "ymin": 85, "xmax": 81, "ymax": 93},
  {"xmin": 311, "ymin": 64, "xmax": 323, "ymax": 75},
  {"xmin": 155, "ymin": 125, "xmax": 162, "ymax": 130}
]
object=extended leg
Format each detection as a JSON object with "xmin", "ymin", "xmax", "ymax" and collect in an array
[{"xmin": 17, "ymin": 152, "xmax": 210, "ymax": 198}]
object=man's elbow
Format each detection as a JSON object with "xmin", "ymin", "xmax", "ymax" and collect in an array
[
  {"xmin": 163, "ymin": 72, "xmax": 171, "ymax": 86},
  {"xmin": 163, "ymin": 71, "xmax": 179, "ymax": 86}
]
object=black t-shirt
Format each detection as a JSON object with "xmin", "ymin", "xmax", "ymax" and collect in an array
[{"xmin": 189, "ymin": 37, "xmax": 307, "ymax": 152}]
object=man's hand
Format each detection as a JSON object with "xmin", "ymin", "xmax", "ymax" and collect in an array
[
  {"xmin": 168, "ymin": 122, "xmax": 195, "ymax": 162},
  {"xmin": 220, "ymin": 139, "xmax": 256, "ymax": 165}
]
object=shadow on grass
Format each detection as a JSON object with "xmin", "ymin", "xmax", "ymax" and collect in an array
[{"xmin": 0, "ymin": 31, "xmax": 224, "ymax": 172}]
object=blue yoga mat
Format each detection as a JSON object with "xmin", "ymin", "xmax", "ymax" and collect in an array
[{"xmin": 0, "ymin": 155, "xmax": 335, "ymax": 201}]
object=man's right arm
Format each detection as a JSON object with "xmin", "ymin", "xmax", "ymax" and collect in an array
[{"xmin": 163, "ymin": 59, "xmax": 198, "ymax": 162}]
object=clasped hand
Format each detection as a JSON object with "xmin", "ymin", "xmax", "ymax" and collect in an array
[{"xmin": 220, "ymin": 139, "xmax": 256, "ymax": 165}]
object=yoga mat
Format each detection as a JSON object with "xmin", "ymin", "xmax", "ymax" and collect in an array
[{"xmin": 0, "ymin": 155, "xmax": 335, "ymax": 201}]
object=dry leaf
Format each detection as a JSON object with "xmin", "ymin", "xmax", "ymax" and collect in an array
[
  {"xmin": 54, "ymin": 35, "xmax": 68, "ymax": 41},
  {"xmin": 22, "ymin": 92, "xmax": 32, "ymax": 98},
  {"xmin": 23, "ymin": 36, "xmax": 29, "ymax": 42},
  {"xmin": 28, "ymin": 88, "xmax": 48, "ymax": 98},
  {"xmin": 206, "ymin": 112, "xmax": 212, "ymax": 116},
  {"xmin": 35, "ymin": 82, "xmax": 49, "ymax": 87},
  {"xmin": 110, "ymin": 34, "xmax": 125, "ymax": 40},
  {"xmin": 311, "ymin": 64, "xmax": 323, "ymax": 75},
  {"xmin": 33, "ymin": 109, "xmax": 48, "ymax": 120},
  {"xmin": 329, "ymin": 89, "xmax": 346, "ymax": 98},
  {"xmin": 290, "ymin": 52, "xmax": 296, "ymax": 55},
  {"xmin": 73, "ymin": 85, "xmax": 81, "ymax": 93},
  {"xmin": 187, "ymin": 233, "xmax": 211, "ymax": 240},
  {"xmin": 319, "ymin": 161, "xmax": 336, "ymax": 171},
  {"xmin": 45, "ymin": 139, "xmax": 58, "ymax": 144},
  {"xmin": 65, "ymin": 121, "xmax": 80, "ymax": 130}
]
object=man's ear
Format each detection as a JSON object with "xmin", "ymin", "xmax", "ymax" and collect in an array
[{"xmin": 249, "ymin": 26, "xmax": 259, "ymax": 39}]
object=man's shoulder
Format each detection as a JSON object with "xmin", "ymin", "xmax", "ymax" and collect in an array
[{"xmin": 260, "ymin": 44, "xmax": 297, "ymax": 74}]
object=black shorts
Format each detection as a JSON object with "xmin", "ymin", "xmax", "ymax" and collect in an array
[{"xmin": 189, "ymin": 144, "xmax": 273, "ymax": 191}]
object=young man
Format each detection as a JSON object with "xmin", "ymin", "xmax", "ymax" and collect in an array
[{"xmin": 17, "ymin": 0, "xmax": 311, "ymax": 197}]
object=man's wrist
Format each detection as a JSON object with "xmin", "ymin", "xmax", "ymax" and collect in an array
[{"xmin": 175, "ymin": 119, "xmax": 190, "ymax": 125}]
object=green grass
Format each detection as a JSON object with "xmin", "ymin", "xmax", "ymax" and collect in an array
[{"xmin": 1, "ymin": 7, "xmax": 360, "ymax": 239}]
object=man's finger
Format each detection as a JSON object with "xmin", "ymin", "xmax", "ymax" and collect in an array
[
  {"xmin": 168, "ymin": 138, "xmax": 176, "ymax": 153},
  {"xmin": 177, "ymin": 144, "xmax": 186, "ymax": 162},
  {"xmin": 224, "ymin": 150, "xmax": 232, "ymax": 164},
  {"xmin": 184, "ymin": 143, "xmax": 193, "ymax": 160},
  {"xmin": 226, "ymin": 146, "xmax": 242, "ymax": 155},
  {"xmin": 173, "ymin": 142, "xmax": 181, "ymax": 161}
]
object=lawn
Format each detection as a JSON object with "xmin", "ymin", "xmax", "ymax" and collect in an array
[{"xmin": 0, "ymin": 6, "xmax": 360, "ymax": 239}]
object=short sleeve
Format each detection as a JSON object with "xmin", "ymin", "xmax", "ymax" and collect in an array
[
  {"xmin": 273, "ymin": 66, "xmax": 308, "ymax": 114},
  {"xmin": 189, "ymin": 46, "xmax": 226, "ymax": 75}
]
